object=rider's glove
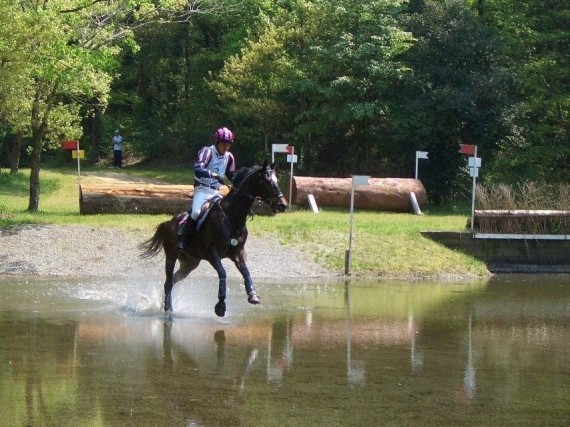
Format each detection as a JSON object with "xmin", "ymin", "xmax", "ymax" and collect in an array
[{"xmin": 212, "ymin": 173, "xmax": 225, "ymax": 184}]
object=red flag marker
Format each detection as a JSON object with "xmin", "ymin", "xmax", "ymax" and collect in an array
[
  {"xmin": 459, "ymin": 144, "xmax": 475, "ymax": 155},
  {"xmin": 62, "ymin": 140, "xmax": 78, "ymax": 150}
]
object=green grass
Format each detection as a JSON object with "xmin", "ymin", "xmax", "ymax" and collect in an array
[
  {"xmin": 250, "ymin": 209, "xmax": 483, "ymax": 277},
  {"xmin": 0, "ymin": 166, "xmax": 487, "ymax": 278}
]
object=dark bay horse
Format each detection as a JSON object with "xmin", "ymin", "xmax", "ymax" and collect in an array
[{"xmin": 139, "ymin": 160, "xmax": 288, "ymax": 317}]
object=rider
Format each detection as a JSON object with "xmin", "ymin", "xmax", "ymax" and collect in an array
[{"xmin": 177, "ymin": 126, "xmax": 236, "ymax": 252}]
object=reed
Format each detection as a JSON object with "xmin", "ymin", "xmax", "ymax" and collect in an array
[{"xmin": 475, "ymin": 182, "xmax": 570, "ymax": 234}]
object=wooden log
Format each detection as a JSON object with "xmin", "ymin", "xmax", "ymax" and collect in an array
[
  {"xmin": 291, "ymin": 176, "xmax": 427, "ymax": 212},
  {"xmin": 79, "ymin": 183, "xmax": 229, "ymax": 215},
  {"xmin": 473, "ymin": 209, "xmax": 570, "ymax": 234},
  {"xmin": 474, "ymin": 210, "xmax": 570, "ymax": 217}
]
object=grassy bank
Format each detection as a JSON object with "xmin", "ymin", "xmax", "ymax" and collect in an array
[{"xmin": 0, "ymin": 167, "xmax": 487, "ymax": 278}]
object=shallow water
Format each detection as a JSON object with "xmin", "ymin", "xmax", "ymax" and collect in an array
[{"xmin": 0, "ymin": 274, "xmax": 569, "ymax": 426}]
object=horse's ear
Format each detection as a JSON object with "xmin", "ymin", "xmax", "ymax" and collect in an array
[
  {"xmin": 270, "ymin": 162, "xmax": 276, "ymax": 170},
  {"xmin": 262, "ymin": 159, "xmax": 268, "ymax": 169}
]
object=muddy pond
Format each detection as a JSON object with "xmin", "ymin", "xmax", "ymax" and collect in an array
[{"xmin": 1, "ymin": 274, "xmax": 569, "ymax": 426}]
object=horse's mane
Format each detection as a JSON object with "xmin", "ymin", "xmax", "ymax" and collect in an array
[{"xmin": 232, "ymin": 164, "xmax": 262, "ymax": 187}]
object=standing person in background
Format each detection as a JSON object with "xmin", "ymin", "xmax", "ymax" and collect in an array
[
  {"xmin": 112, "ymin": 129, "xmax": 123, "ymax": 168},
  {"xmin": 177, "ymin": 126, "xmax": 236, "ymax": 253}
]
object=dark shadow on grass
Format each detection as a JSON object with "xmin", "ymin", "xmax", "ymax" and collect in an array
[
  {"xmin": 0, "ymin": 172, "xmax": 30, "ymax": 195},
  {"xmin": 0, "ymin": 171, "xmax": 61, "ymax": 196}
]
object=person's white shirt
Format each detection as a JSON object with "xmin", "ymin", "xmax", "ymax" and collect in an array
[{"xmin": 113, "ymin": 133, "xmax": 123, "ymax": 151}]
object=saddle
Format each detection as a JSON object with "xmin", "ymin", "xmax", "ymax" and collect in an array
[{"xmin": 177, "ymin": 194, "xmax": 223, "ymax": 232}]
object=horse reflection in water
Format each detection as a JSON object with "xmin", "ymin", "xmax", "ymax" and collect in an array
[
  {"xmin": 161, "ymin": 320, "xmax": 294, "ymax": 395},
  {"xmin": 139, "ymin": 161, "xmax": 287, "ymax": 317}
]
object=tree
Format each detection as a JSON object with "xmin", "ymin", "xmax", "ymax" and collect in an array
[
  {"xmin": 0, "ymin": 2, "xmax": 35, "ymax": 174},
  {"xmin": 1, "ymin": 0, "xmax": 220, "ymax": 211},
  {"xmin": 472, "ymin": 0, "xmax": 569, "ymax": 183},
  {"xmin": 395, "ymin": 0, "xmax": 521, "ymax": 203},
  {"xmin": 103, "ymin": 1, "xmax": 268, "ymax": 166},
  {"xmin": 210, "ymin": 21, "xmax": 304, "ymax": 159},
  {"xmin": 211, "ymin": 0, "xmax": 414, "ymax": 175}
]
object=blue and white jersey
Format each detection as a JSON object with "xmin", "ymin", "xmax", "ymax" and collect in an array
[{"xmin": 194, "ymin": 145, "xmax": 235, "ymax": 188}]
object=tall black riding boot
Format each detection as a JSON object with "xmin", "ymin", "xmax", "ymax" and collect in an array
[{"xmin": 176, "ymin": 217, "xmax": 197, "ymax": 253}]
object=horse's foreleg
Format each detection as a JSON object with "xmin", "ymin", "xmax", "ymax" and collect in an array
[
  {"xmin": 164, "ymin": 256, "xmax": 177, "ymax": 313},
  {"xmin": 209, "ymin": 253, "xmax": 227, "ymax": 317},
  {"xmin": 233, "ymin": 252, "xmax": 260, "ymax": 304},
  {"xmin": 173, "ymin": 257, "xmax": 200, "ymax": 284}
]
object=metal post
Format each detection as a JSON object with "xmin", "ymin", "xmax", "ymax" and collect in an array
[
  {"xmin": 288, "ymin": 146, "xmax": 294, "ymax": 210},
  {"xmin": 346, "ymin": 184, "xmax": 356, "ymax": 275},
  {"xmin": 470, "ymin": 145, "xmax": 478, "ymax": 233},
  {"xmin": 415, "ymin": 156, "xmax": 419, "ymax": 179},
  {"xmin": 76, "ymin": 139, "xmax": 81, "ymax": 188}
]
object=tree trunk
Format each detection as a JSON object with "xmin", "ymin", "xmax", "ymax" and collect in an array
[
  {"xmin": 9, "ymin": 131, "xmax": 23, "ymax": 174},
  {"xmin": 79, "ymin": 183, "xmax": 281, "ymax": 215},
  {"xmin": 28, "ymin": 135, "xmax": 42, "ymax": 212},
  {"xmin": 80, "ymin": 183, "xmax": 196, "ymax": 214},
  {"xmin": 291, "ymin": 176, "xmax": 427, "ymax": 212},
  {"xmin": 79, "ymin": 183, "xmax": 233, "ymax": 214},
  {"xmin": 28, "ymin": 83, "xmax": 54, "ymax": 212}
]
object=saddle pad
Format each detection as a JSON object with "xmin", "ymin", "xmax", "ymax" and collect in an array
[{"xmin": 177, "ymin": 194, "xmax": 223, "ymax": 231}]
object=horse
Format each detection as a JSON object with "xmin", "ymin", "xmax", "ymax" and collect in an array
[{"xmin": 139, "ymin": 160, "xmax": 288, "ymax": 317}]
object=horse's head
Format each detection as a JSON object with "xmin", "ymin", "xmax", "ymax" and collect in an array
[
  {"xmin": 233, "ymin": 160, "xmax": 287, "ymax": 212},
  {"xmin": 233, "ymin": 160, "xmax": 288, "ymax": 213},
  {"xmin": 256, "ymin": 160, "xmax": 288, "ymax": 213}
]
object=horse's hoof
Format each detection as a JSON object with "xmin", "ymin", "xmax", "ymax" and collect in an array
[
  {"xmin": 248, "ymin": 293, "xmax": 260, "ymax": 304},
  {"xmin": 215, "ymin": 301, "xmax": 226, "ymax": 317}
]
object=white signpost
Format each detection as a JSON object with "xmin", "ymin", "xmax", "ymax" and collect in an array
[
  {"xmin": 272, "ymin": 143, "xmax": 296, "ymax": 210},
  {"xmin": 415, "ymin": 151, "xmax": 429, "ymax": 179},
  {"xmin": 287, "ymin": 146, "xmax": 296, "ymax": 210},
  {"xmin": 271, "ymin": 143, "xmax": 289, "ymax": 163},
  {"xmin": 346, "ymin": 175, "xmax": 370, "ymax": 275},
  {"xmin": 468, "ymin": 146, "xmax": 481, "ymax": 232}
]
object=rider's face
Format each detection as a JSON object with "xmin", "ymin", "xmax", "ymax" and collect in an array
[{"xmin": 216, "ymin": 141, "xmax": 231, "ymax": 154}]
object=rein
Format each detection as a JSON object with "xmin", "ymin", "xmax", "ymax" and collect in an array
[
  {"xmin": 228, "ymin": 166, "xmax": 283, "ymax": 203},
  {"xmin": 217, "ymin": 168, "xmax": 261, "ymax": 237},
  {"xmin": 228, "ymin": 168, "xmax": 259, "ymax": 202}
]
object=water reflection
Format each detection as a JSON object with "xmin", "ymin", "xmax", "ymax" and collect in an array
[{"xmin": 0, "ymin": 275, "xmax": 569, "ymax": 425}]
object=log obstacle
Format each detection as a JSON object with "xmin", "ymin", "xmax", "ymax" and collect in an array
[
  {"xmin": 291, "ymin": 177, "xmax": 427, "ymax": 212},
  {"xmin": 473, "ymin": 210, "xmax": 570, "ymax": 234},
  {"xmin": 80, "ymin": 176, "xmax": 427, "ymax": 214},
  {"xmin": 79, "ymin": 183, "xmax": 229, "ymax": 215}
]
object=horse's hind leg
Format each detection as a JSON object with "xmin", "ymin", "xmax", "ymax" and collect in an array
[{"xmin": 163, "ymin": 256, "xmax": 177, "ymax": 313}]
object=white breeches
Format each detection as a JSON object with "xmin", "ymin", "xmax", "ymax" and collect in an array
[{"xmin": 190, "ymin": 186, "xmax": 220, "ymax": 220}]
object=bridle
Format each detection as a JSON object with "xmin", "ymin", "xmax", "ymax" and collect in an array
[{"xmin": 229, "ymin": 166, "xmax": 284, "ymax": 208}]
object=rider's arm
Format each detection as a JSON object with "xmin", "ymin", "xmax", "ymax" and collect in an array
[
  {"xmin": 225, "ymin": 152, "xmax": 236, "ymax": 180},
  {"xmin": 194, "ymin": 147, "xmax": 213, "ymax": 179}
]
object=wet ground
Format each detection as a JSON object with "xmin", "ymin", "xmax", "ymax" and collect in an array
[{"xmin": 1, "ymin": 274, "xmax": 569, "ymax": 426}]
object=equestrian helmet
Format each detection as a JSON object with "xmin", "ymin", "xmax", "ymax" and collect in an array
[{"xmin": 215, "ymin": 127, "xmax": 234, "ymax": 143}]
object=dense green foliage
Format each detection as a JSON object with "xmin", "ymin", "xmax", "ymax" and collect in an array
[{"xmin": 1, "ymin": 0, "xmax": 568, "ymax": 209}]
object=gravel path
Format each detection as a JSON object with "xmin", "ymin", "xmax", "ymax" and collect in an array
[{"xmin": 0, "ymin": 224, "xmax": 338, "ymax": 281}]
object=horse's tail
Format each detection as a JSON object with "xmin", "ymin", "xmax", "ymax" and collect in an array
[{"xmin": 138, "ymin": 221, "xmax": 170, "ymax": 259}]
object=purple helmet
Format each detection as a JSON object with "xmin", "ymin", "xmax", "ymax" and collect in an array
[{"xmin": 215, "ymin": 127, "xmax": 234, "ymax": 143}]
